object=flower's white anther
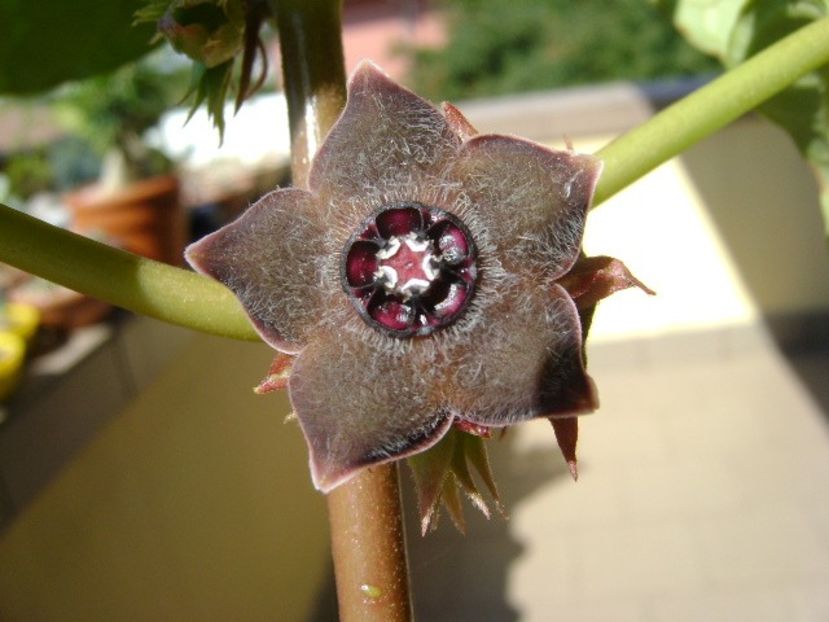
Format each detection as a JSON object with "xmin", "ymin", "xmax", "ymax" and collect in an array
[
  {"xmin": 403, "ymin": 235, "xmax": 430, "ymax": 253},
  {"xmin": 422, "ymin": 254, "xmax": 439, "ymax": 281},
  {"xmin": 399, "ymin": 278, "xmax": 431, "ymax": 298},
  {"xmin": 376, "ymin": 237, "xmax": 402, "ymax": 260},
  {"xmin": 375, "ymin": 265, "xmax": 398, "ymax": 287},
  {"xmin": 375, "ymin": 233, "xmax": 438, "ymax": 300}
]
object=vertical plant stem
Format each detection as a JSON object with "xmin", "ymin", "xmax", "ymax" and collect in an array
[
  {"xmin": 270, "ymin": 2, "xmax": 413, "ymax": 620},
  {"xmin": 273, "ymin": 0, "xmax": 347, "ymax": 184},
  {"xmin": 327, "ymin": 465, "xmax": 413, "ymax": 621}
]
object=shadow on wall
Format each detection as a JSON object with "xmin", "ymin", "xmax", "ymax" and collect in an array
[
  {"xmin": 680, "ymin": 115, "xmax": 829, "ymax": 422},
  {"xmin": 679, "ymin": 117, "xmax": 829, "ymax": 321}
]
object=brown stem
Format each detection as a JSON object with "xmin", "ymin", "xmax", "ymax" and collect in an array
[
  {"xmin": 269, "ymin": 2, "xmax": 413, "ymax": 620},
  {"xmin": 327, "ymin": 465, "xmax": 413, "ymax": 621}
]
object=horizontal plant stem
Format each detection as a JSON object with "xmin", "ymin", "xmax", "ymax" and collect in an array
[
  {"xmin": 593, "ymin": 15, "xmax": 829, "ymax": 206},
  {"xmin": 0, "ymin": 203, "xmax": 257, "ymax": 341},
  {"xmin": 1, "ymin": 19, "xmax": 828, "ymax": 339}
]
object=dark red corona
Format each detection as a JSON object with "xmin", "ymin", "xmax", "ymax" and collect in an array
[{"xmin": 342, "ymin": 203, "xmax": 477, "ymax": 336}]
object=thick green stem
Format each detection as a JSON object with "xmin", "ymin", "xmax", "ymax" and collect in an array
[
  {"xmin": 0, "ymin": 203, "xmax": 256, "ymax": 340},
  {"xmin": 594, "ymin": 15, "xmax": 829, "ymax": 206},
  {"xmin": 272, "ymin": 0, "xmax": 346, "ymax": 185},
  {"xmin": 269, "ymin": 2, "xmax": 413, "ymax": 621}
]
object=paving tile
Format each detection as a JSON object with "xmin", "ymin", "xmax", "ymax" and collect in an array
[
  {"xmin": 616, "ymin": 457, "xmax": 748, "ymax": 523},
  {"xmin": 645, "ymin": 586, "xmax": 796, "ymax": 622},
  {"xmin": 691, "ymin": 505, "xmax": 829, "ymax": 587},
  {"xmin": 789, "ymin": 577, "xmax": 829, "ymax": 622},
  {"xmin": 568, "ymin": 521, "xmax": 707, "ymax": 601},
  {"xmin": 485, "ymin": 329, "xmax": 829, "ymax": 620},
  {"xmin": 522, "ymin": 597, "xmax": 650, "ymax": 622}
]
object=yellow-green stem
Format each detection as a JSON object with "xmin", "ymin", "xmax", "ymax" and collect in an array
[
  {"xmin": 594, "ymin": 15, "xmax": 829, "ymax": 206},
  {"xmin": 0, "ymin": 204, "xmax": 256, "ymax": 340}
]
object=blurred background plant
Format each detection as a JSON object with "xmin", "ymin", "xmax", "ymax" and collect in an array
[
  {"xmin": 54, "ymin": 57, "xmax": 187, "ymax": 190},
  {"xmin": 403, "ymin": 0, "xmax": 719, "ymax": 101}
]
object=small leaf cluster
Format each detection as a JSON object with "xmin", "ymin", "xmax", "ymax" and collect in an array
[{"xmin": 136, "ymin": 0, "xmax": 271, "ymax": 139}]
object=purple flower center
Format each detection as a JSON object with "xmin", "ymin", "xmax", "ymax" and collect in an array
[{"xmin": 342, "ymin": 203, "xmax": 478, "ymax": 337}]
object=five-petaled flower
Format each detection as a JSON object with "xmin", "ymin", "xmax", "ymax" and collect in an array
[{"xmin": 185, "ymin": 61, "xmax": 650, "ymax": 493}]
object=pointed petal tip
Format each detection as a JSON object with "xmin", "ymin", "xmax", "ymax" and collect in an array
[
  {"xmin": 567, "ymin": 460, "xmax": 579, "ymax": 482},
  {"xmin": 254, "ymin": 353, "xmax": 294, "ymax": 394},
  {"xmin": 183, "ymin": 236, "xmax": 212, "ymax": 275},
  {"xmin": 349, "ymin": 59, "xmax": 392, "ymax": 91},
  {"xmin": 309, "ymin": 458, "xmax": 356, "ymax": 494},
  {"xmin": 442, "ymin": 101, "xmax": 478, "ymax": 141},
  {"xmin": 420, "ymin": 509, "xmax": 437, "ymax": 537}
]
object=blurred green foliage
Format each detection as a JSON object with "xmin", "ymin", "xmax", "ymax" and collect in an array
[
  {"xmin": 406, "ymin": 0, "xmax": 719, "ymax": 101},
  {"xmin": 56, "ymin": 58, "xmax": 188, "ymax": 180},
  {"xmin": 3, "ymin": 151, "xmax": 54, "ymax": 201},
  {"xmin": 0, "ymin": 0, "xmax": 157, "ymax": 95}
]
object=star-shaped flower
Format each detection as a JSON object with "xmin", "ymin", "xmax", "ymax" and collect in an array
[{"xmin": 185, "ymin": 61, "xmax": 649, "ymax": 494}]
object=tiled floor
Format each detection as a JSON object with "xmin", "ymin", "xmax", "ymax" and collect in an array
[{"xmin": 404, "ymin": 323, "xmax": 829, "ymax": 622}]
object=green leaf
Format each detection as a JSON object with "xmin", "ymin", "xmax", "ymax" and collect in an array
[
  {"xmin": 0, "ymin": 0, "xmax": 158, "ymax": 95},
  {"xmin": 184, "ymin": 60, "xmax": 234, "ymax": 141},
  {"xmin": 658, "ymin": 0, "xmax": 749, "ymax": 59}
]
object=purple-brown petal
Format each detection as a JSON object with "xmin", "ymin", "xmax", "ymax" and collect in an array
[
  {"xmin": 185, "ymin": 188, "xmax": 326, "ymax": 354},
  {"xmin": 557, "ymin": 255, "xmax": 655, "ymax": 310},
  {"xmin": 308, "ymin": 61, "xmax": 461, "ymax": 214},
  {"xmin": 287, "ymin": 328, "xmax": 452, "ymax": 492},
  {"xmin": 448, "ymin": 134, "xmax": 602, "ymax": 279},
  {"xmin": 444, "ymin": 281, "xmax": 597, "ymax": 426},
  {"xmin": 550, "ymin": 416, "xmax": 579, "ymax": 481}
]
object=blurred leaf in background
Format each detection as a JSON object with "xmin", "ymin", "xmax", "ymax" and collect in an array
[
  {"xmin": 405, "ymin": 0, "xmax": 719, "ymax": 102},
  {"xmin": 0, "ymin": 0, "xmax": 157, "ymax": 95},
  {"xmin": 661, "ymin": 0, "xmax": 829, "ymax": 237},
  {"xmin": 55, "ymin": 55, "xmax": 189, "ymax": 183}
]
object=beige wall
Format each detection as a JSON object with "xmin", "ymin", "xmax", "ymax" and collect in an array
[
  {"xmin": 0, "ymin": 334, "xmax": 330, "ymax": 621},
  {"xmin": 578, "ymin": 116, "xmax": 829, "ymax": 342}
]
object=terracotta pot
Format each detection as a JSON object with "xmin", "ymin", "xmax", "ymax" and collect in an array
[{"xmin": 67, "ymin": 175, "xmax": 185, "ymax": 265}]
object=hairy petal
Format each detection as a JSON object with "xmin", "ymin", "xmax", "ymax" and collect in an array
[
  {"xmin": 288, "ymin": 328, "xmax": 452, "ymax": 492},
  {"xmin": 185, "ymin": 188, "xmax": 327, "ymax": 354},
  {"xmin": 444, "ymin": 281, "xmax": 597, "ymax": 426},
  {"xmin": 308, "ymin": 61, "xmax": 461, "ymax": 221},
  {"xmin": 448, "ymin": 135, "xmax": 602, "ymax": 279}
]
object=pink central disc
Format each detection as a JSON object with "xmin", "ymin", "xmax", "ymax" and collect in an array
[{"xmin": 342, "ymin": 203, "xmax": 477, "ymax": 337}]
